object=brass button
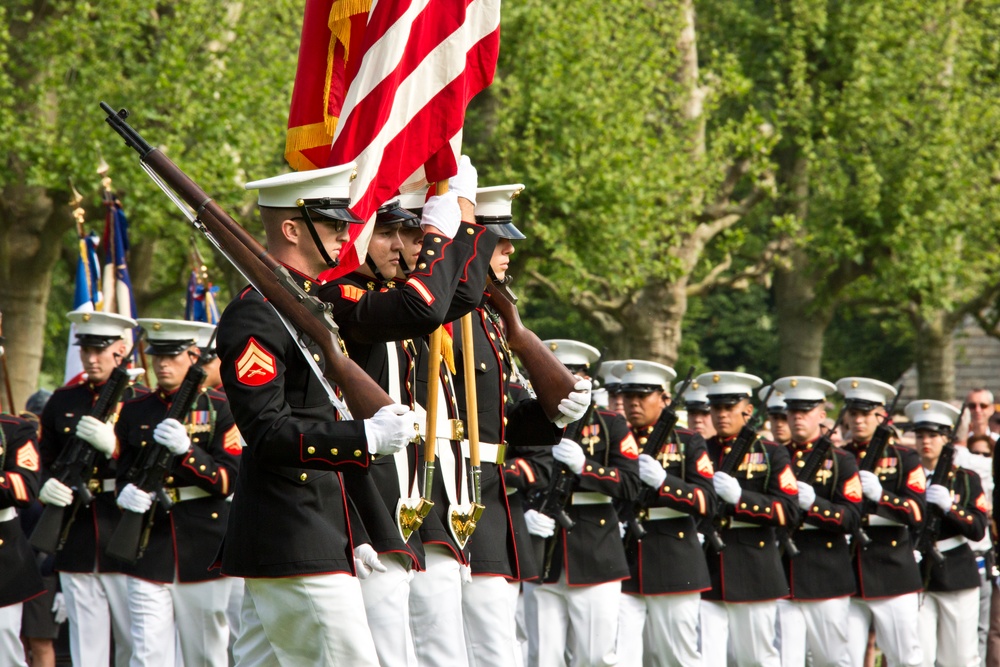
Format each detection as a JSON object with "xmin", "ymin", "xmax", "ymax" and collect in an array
[
  {"xmin": 480, "ymin": 362, "xmax": 487, "ymax": 370},
  {"xmin": 765, "ymin": 507, "xmax": 771, "ymax": 513},
  {"xmin": 893, "ymin": 498, "xmax": 900, "ymax": 504},
  {"xmin": 354, "ymin": 450, "xmax": 362, "ymax": 457},
  {"xmin": 753, "ymin": 505, "xmax": 759, "ymax": 511},
  {"xmin": 891, "ymin": 540, "xmax": 897, "ymax": 547},
  {"xmin": 307, "ymin": 446, "xmax": 316, "ymax": 455},
  {"xmin": 189, "ymin": 457, "xmax": 196, "ymax": 464},
  {"xmin": 678, "ymin": 532, "xmax": 685, "ymax": 538},
  {"xmin": 313, "ymin": 354, "xmax": 321, "ymax": 362},
  {"xmin": 433, "ymin": 237, "xmax": 442, "ymax": 243},
  {"xmin": 199, "ymin": 465, "xmax": 206, "ymax": 471},
  {"xmin": 426, "ymin": 250, "xmax": 435, "ymax": 256},
  {"xmin": 211, "ymin": 512, "xmax": 219, "ymax": 519},
  {"xmin": 812, "ymin": 505, "xmax": 820, "ymax": 512},
  {"xmin": 586, "ymin": 465, "xmax": 593, "ymax": 472},
  {"xmin": 64, "ymin": 427, "xmax": 71, "ymax": 433},
  {"xmin": 489, "ymin": 333, "xmax": 496, "ymax": 340},
  {"xmin": 300, "ymin": 473, "xmax": 308, "ymax": 481},
  {"xmin": 599, "ymin": 519, "xmax": 606, "ymax": 526},
  {"xmin": 688, "ymin": 493, "xmax": 693, "ymax": 499},
  {"xmin": 466, "ymin": 228, "xmax": 474, "ymax": 235},
  {"xmin": 611, "ymin": 471, "xmax": 616, "ymax": 477},
  {"xmin": 418, "ymin": 263, "xmax": 427, "ymax": 269},
  {"xmin": 826, "ymin": 542, "xmax": 833, "ymax": 549},
  {"xmin": 331, "ymin": 448, "xmax": 339, "ymax": 456},
  {"xmin": 759, "ymin": 541, "xmax": 765, "ymax": 548},
  {"xmin": 165, "ymin": 476, "xmax": 174, "ymax": 484},
  {"xmin": 741, "ymin": 503, "xmax": 747, "ymax": 509},
  {"xmin": 598, "ymin": 468, "xmax": 605, "ymax": 474},
  {"xmin": 824, "ymin": 510, "xmax": 830, "ymax": 516},
  {"xmin": 0, "ymin": 539, "xmax": 4, "ymax": 546},
  {"xmin": 664, "ymin": 486, "xmax": 671, "ymax": 492}
]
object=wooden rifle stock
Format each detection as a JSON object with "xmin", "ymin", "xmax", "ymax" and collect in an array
[
  {"xmin": 101, "ymin": 103, "xmax": 391, "ymax": 419},
  {"xmin": 485, "ymin": 281, "xmax": 577, "ymax": 420}
]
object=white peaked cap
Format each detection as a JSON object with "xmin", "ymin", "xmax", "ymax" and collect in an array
[
  {"xmin": 474, "ymin": 184, "xmax": 525, "ymax": 218},
  {"xmin": 67, "ymin": 310, "xmax": 136, "ymax": 340},
  {"xmin": 758, "ymin": 385, "xmax": 788, "ymax": 412},
  {"xmin": 396, "ymin": 186, "xmax": 429, "ymax": 212},
  {"xmin": 189, "ymin": 322, "xmax": 217, "ymax": 349},
  {"xmin": 245, "ymin": 162, "xmax": 357, "ymax": 207},
  {"xmin": 904, "ymin": 399, "xmax": 961, "ymax": 431},
  {"xmin": 836, "ymin": 377, "xmax": 897, "ymax": 408},
  {"xmin": 771, "ymin": 376, "xmax": 837, "ymax": 408},
  {"xmin": 678, "ymin": 378, "xmax": 711, "ymax": 408},
  {"xmin": 544, "ymin": 339, "xmax": 600, "ymax": 368},
  {"xmin": 697, "ymin": 371, "xmax": 763, "ymax": 403},
  {"xmin": 611, "ymin": 360, "xmax": 678, "ymax": 392}
]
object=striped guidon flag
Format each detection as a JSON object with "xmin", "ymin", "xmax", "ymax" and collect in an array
[{"xmin": 322, "ymin": 0, "xmax": 501, "ymax": 280}]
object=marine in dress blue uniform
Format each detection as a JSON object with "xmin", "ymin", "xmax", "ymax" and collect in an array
[
  {"xmin": 216, "ymin": 164, "xmax": 414, "ymax": 667},
  {"xmin": 614, "ymin": 360, "xmax": 715, "ymax": 667},
  {"xmin": 909, "ymin": 399, "xmax": 988, "ymax": 667},
  {"xmin": 37, "ymin": 311, "xmax": 144, "ymax": 667},
  {"xmin": 114, "ymin": 319, "xmax": 241, "ymax": 667},
  {"xmin": 771, "ymin": 376, "xmax": 861, "ymax": 667},
  {"xmin": 838, "ymin": 377, "xmax": 926, "ymax": 667},
  {"xmin": 700, "ymin": 371, "xmax": 800, "ymax": 667}
]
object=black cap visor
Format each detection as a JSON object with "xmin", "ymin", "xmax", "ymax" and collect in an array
[
  {"xmin": 707, "ymin": 393, "xmax": 751, "ymax": 407},
  {"xmin": 377, "ymin": 201, "xmax": 421, "ymax": 229},
  {"xmin": 620, "ymin": 383, "xmax": 664, "ymax": 395},
  {"xmin": 684, "ymin": 401, "xmax": 710, "ymax": 413},
  {"xmin": 75, "ymin": 334, "xmax": 121, "ymax": 350},
  {"xmin": 907, "ymin": 421, "xmax": 951, "ymax": 435},
  {"xmin": 301, "ymin": 197, "xmax": 364, "ymax": 225},
  {"xmin": 785, "ymin": 399, "xmax": 824, "ymax": 412},
  {"xmin": 476, "ymin": 215, "xmax": 526, "ymax": 240},
  {"xmin": 146, "ymin": 339, "xmax": 197, "ymax": 356},
  {"xmin": 844, "ymin": 398, "xmax": 882, "ymax": 412}
]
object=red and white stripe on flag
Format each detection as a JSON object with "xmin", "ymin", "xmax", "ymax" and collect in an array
[{"xmin": 324, "ymin": 0, "xmax": 501, "ymax": 279}]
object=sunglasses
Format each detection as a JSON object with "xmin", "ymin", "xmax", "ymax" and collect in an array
[{"xmin": 969, "ymin": 403, "xmax": 994, "ymax": 410}]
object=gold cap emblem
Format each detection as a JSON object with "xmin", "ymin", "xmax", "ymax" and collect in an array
[
  {"xmin": 625, "ymin": 362, "xmax": 634, "ymax": 372},
  {"xmin": 851, "ymin": 380, "xmax": 859, "ymax": 389},
  {"xmin": 152, "ymin": 322, "xmax": 162, "ymax": 331},
  {"xmin": 549, "ymin": 342, "xmax": 558, "ymax": 351},
  {"xmin": 691, "ymin": 381, "xmax": 699, "ymax": 389},
  {"xmin": 82, "ymin": 313, "xmax": 91, "ymax": 322},
  {"xmin": 712, "ymin": 374, "xmax": 720, "ymax": 383},
  {"xmin": 790, "ymin": 379, "xmax": 798, "ymax": 388},
  {"xmin": 511, "ymin": 186, "xmax": 524, "ymax": 200},
  {"xmin": 923, "ymin": 402, "xmax": 930, "ymax": 410}
]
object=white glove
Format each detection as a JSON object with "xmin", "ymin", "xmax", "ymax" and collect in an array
[
  {"xmin": 39, "ymin": 478, "xmax": 73, "ymax": 507},
  {"xmin": 926, "ymin": 484, "xmax": 953, "ymax": 512},
  {"xmin": 449, "ymin": 155, "xmax": 478, "ymax": 206},
  {"xmin": 75, "ymin": 415, "xmax": 116, "ymax": 457},
  {"xmin": 638, "ymin": 454, "xmax": 667, "ymax": 489},
  {"xmin": 524, "ymin": 509, "xmax": 556, "ymax": 538},
  {"xmin": 460, "ymin": 563, "xmax": 473, "ymax": 584},
  {"xmin": 420, "ymin": 190, "xmax": 461, "ymax": 238},
  {"xmin": 117, "ymin": 483, "xmax": 154, "ymax": 513},
  {"xmin": 859, "ymin": 470, "xmax": 883, "ymax": 502},
  {"xmin": 365, "ymin": 404, "xmax": 416, "ymax": 456},
  {"xmin": 353, "ymin": 543, "xmax": 387, "ymax": 580},
  {"xmin": 153, "ymin": 418, "xmax": 191, "ymax": 455},
  {"xmin": 796, "ymin": 481, "xmax": 816, "ymax": 511},
  {"xmin": 913, "ymin": 549, "xmax": 923, "ymax": 564},
  {"xmin": 713, "ymin": 471, "xmax": 742, "ymax": 505},
  {"xmin": 51, "ymin": 592, "xmax": 68, "ymax": 624},
  {"xmin": 619, "ymin": 521, "xmax": 627, "ymax": 539},
  {"xmin": 554, "ymin": 379, "xmax": 593, "ymax": 428},
  {"xmin": 552, "ymin": 439, "xmax": 586, "ymax": 474}
]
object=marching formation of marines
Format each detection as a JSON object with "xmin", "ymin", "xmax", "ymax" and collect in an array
[{"xmin": 0, "ymin": 156, "xmax": 996, "ymax": 667}]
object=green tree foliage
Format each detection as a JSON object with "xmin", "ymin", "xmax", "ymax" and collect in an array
[{"xmin": 1, "ymin": 0, "xmax": 302, "ymax": 394}]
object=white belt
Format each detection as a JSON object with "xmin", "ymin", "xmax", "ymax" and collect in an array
[
  {"xmin": 571, "ymin": 492, "xmax": 612, "ymax": 505},
  {"xmin": 729, "ymin": 520, "xmax": 758, "ymax": 529},
  {"xmin": 867, "ymin": 514, "xmax": 904, "ymax": 527},
  {"xmin": 89, "ymin": 478, "xmax": 116, "ymax": 494},
  {"xmin": 461, "ymin": 441, "xmax": 507, "ymax": 465},
  {"xmin": 647, "ymin": 507, "xmax": 686, "ymax": 520},
  {"xmin": 169, "ymin": 486, "xmax": 212, "ymax": 502},
  {"xmin": 936, "ymin": 536, "xmax": 968, "ymax": 552},
  {"xmin": 0, "ymin": 507, "xmax": 16, "ymax": 522}
]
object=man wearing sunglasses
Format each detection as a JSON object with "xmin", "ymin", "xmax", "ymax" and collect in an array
[{"xmin": 216, "ymin": 163, "xmax": 416, "ymax": 666}]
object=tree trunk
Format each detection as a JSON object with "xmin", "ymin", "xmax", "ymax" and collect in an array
[
  {"xmin": 619, "ymin": 278, "xmax": 688, "ymax": 366},
  {"xmin": 0, "ymin": 183, "xmax": 75, "ymax": 407},
  {"xmin": 913, "ymin": 312, "xmax": 955, "ymax": 400},
  {"xmin": 773, "ymin": 251, "xmax": 832, "ymax": 377}
]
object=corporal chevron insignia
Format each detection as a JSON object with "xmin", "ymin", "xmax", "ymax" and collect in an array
[
  {"xmin": 223, "ymin": 426, "xmax": 243, "ymax": 455},
  {"xmin": 843, "ymin": 473, "xmax": 863, "ymax": 503},
  {"xmin": 236, "ymin": 337, "xmax": 277, "ymax": 386},
  {"xmin": 695, "ymin": 451, "xmax": 714, "ymax": 478}
]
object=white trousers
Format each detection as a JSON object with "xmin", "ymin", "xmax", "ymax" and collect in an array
[
  {"xmin": 617, "ymin": 592, "xmax": 702, "ymax": 667},
  {"xmin": 533, "ymin": 576, "xmax": 620, "ymax": 667},
  {"xmin": 126, "ymin": 575, "xmax": 230, "ymax": 667},
  {"xmin": 776, "ymin": 597, "xmax": 851, "ymax": 667},
  {"xmin": 0, "ymin": 603, "xmax": 26, "ymax": 667},
  {"xmin": 847, "ymin": 595, "xmax": 922, "ymax": 667},
  {"xmin": 233, "ymin": 573, "xmax": 379, "ymax": 667},
  {"xmin": 360, "ymin": 553, "xmax": 418, "ymax": 667},
  {"xmin": 463, "ymin": 575, "xmax": 521, "ymax": 667},
  {"xmin": 410, "ymin": 545, "xmax": 469, "ymax": 667},
  {"xmin": 227, "ymin": 577, "xmax": 244, "ymax": 666},
  {"xmin": 918, "ymin": 588, "xmax": 980, "ymax": 667},
  {"xmin": 519, "ymin": 582, "xmax": 540, "ymax": 667},
  {"xmin": 700, "ymin": 599, "xmax": 780, "ymax": 667},
  {"xmin": 60, "ymin": 571, "xmax": 132, "ymax": 667}
]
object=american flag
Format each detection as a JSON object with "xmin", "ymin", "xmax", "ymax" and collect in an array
[{"xmin": 322, "ymin": 0, "xmax": 502, "ymax": 279}]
